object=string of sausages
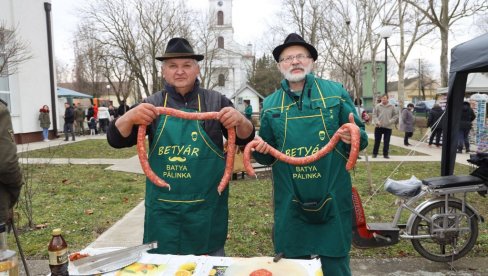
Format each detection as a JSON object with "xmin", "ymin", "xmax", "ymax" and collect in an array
[
  {"xmin": 243, "ymin": 113, "xmax": 360, "ymax": 177},
  {"xmin": 137, "ymin": 107, "xmax": 236, "ymax": 194}
]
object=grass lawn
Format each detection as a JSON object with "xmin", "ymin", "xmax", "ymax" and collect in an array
[
  {"xmin": 18, "ymin": 139, "xmax": 138, "ymax": 159},
  {"xmin": 9, "ymin": 161, "xmax": 488, "ymax": 259}
]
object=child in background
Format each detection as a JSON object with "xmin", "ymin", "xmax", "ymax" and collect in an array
[{"xmin": 88, "ymin": 117, "xmax": 97, "ymax": 135}]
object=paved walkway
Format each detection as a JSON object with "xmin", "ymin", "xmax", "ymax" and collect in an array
[{"xmin": 18, "ymin": 134, "xmax": 487, "ymax": 275}]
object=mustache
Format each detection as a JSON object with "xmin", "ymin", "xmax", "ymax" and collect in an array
[
  {"xmin": 289, "ymin": 66, "xmax": 305, "ymax": 72},
  {"xmin": 168, "ymin": 156, "xmax": 187, "ymax": 162}
]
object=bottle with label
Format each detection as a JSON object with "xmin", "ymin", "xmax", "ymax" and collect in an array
[
  {"xmin": 48, "ymin": 228, "xmax": 69, "ymax": 276},
  {"xmin": 0, "ymin": 223, "xmax": 19, "ymax": 276}
]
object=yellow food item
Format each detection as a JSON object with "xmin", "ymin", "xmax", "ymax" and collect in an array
[
  {"xmin": 208, "ymin": 268, "xmax": 217, "ymax": 276},
  {"xmin": 115, "ymin": 262, "xmax": 166, "ymax": 276},
  {"xmin": 315, "ymin": 268, "xmax": 323, "ymax": 276},
  {"xmin": 174, "ymin": 270, "xmax": 192, "ymax": 276},
  {"xmin": 178, "ymin": 262, "xmax": 196, "ymax": 272}
]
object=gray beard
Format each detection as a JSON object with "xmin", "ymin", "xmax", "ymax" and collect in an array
[{"xmin": 282, "ymin": 64, "xmax": 312, "ymax": 83}]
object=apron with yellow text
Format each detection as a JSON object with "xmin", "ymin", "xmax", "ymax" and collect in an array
[
  {"xmin": 271, "ymin": 82, "xmax": 353, "ymax": 257},
  {"xmin": 143, "ymin": 94, "xmax": 228, "ymax": 255}
]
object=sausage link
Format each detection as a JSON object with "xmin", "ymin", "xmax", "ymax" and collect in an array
[
  {"xmin": 137, "ymin": 107, "xmax": 236, "ymax": 193},
  {"xmin": 243, "ymin": 113, "xmax": 360, "ymax": 177}
]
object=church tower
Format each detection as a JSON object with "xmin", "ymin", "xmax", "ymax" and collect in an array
[{"xmin": 205, "ymin": 0, "xmax": 254, "ymax": 99}]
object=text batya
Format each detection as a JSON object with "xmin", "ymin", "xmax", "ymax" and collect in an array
[{"xmin": 158, "ymin": 145, "xmax": 200, "ymax": 156}]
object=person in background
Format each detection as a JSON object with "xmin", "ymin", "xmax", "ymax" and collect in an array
[
  {"xmin": 88, "ymin": 117, "xmax": 97, "ymax": 135},
  {"xmin": 399, "ymin": 103, "xmax": 415, "ymax": 146},
  {"xmin": 107, "ymin": 37, "xmax": 255, "ymax": 256},
  {"xmin": 97, "ymin": 104, "xmax": 111, "ymax": 134},
  {"xmin": 108, "ymin": 104, "xmax": 116, "ymax": 121},
  {"xmin": 38, "ymin": 105, "xmax": 51, "ymax": 142},
  {"xmin": 372, "ymin": 94, "xmax": 398, "ymax": 158},
  {"xmin": 63, "ymin": 102, "xmax": 75, "ymax": 141},
  {"xmin": 252, "ymin": 33, "xmax": 368, "ymax": 276},
  {"xmin": 457, "ymin": 101, "xmax": 476, "ymax": 153},
  {"xmin": 428, "ymin": 104, "xmax": 444, "ymax": 147},
  {"xmin": 117, "ymin": 100, "xmax": 130, "ymax": 118},
  {"xmin": 74, "ymin": 103, "xmax": 86, "ymax": 136},
  {"xmin": 244, "ymin": 99, "xmax": 252, "ymax": 121},
  {"xmin": 0, "ymin": 99, "xmax": 24, "ymax": 225}
]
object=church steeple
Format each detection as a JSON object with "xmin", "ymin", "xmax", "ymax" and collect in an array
[{"xmin": 209, "ymin": 0, "xmax": 233, "ymax": 32}]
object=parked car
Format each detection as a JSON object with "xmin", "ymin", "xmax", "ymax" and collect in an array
[{"xmin": 414, "ymin": 100, "xmax": 436, "ymax": 114}]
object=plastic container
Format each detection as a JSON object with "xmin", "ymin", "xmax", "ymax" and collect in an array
[{"xmin": 0, "ymin": 223, "xmax": 19, "ymax": 276}]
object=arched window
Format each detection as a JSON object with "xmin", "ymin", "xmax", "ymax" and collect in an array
[
  {"xmin": 218, "ymin": 74, "xmax": 225, "ymax": 86},
  {"xmin": 218, "ymin": 37, "xmax": 224, "ymax": 49},
  {"xmin": 217, "ymin": 11, "xmax": 224, "ymax": 25}
]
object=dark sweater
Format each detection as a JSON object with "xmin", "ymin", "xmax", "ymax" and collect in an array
[{"xmin": 107, "ymin": 82, "xmax": 255, "ymax": 150}]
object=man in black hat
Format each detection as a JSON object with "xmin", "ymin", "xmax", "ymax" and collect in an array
[
  {"xmin": 252, "ymin": 33, "xmax": 368, "ymax": 275},
  {"xmin": 107, "ymin": 37, "xmax": 254, "ymax": 256}
]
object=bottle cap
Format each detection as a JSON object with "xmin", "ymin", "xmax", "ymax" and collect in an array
[{"xmin": 52, "ymin": 228, "xmax": 62, "ymax": 236}]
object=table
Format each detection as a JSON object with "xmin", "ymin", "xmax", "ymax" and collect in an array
[{"xmin": 69, "ymin": 247, "xmax": 322, "ymax": 276}]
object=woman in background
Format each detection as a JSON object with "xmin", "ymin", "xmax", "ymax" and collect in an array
[{"xmin": 39, "ymin": 105, "xmax": 51, "ymax": 142}]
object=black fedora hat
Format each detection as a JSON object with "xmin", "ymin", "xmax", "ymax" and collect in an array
[
  {"xmin": 155, "ymin": 37, "xmax": 204, "ymax": 61},
  {"xmin": 272, "ymin": 33, "xmax": 318, "ymax": 62}
]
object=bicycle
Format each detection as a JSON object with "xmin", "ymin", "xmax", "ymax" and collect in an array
[{"xmin": 352, "ymin": 152, "xmax": 488, "ymax": 262}]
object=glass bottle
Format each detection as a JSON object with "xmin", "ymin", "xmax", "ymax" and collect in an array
[
  {"xmin": 48, "ymin": 228, "xmax": 69, "ymax": 276},
  {"xmin": 0, "ymin": 223, "xmax": 19, "ymax": 276}
]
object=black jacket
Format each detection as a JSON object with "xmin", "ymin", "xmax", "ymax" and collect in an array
[
  {"xmin": 64, "ymin": 106, "xmax": 75, "ymax": 124},
  {"xmin": 460, "ymin": 103, "xmax": 476, "ymax": 130},
  {"xmin": 427, "ymin": 106, "xmax": 444, "ymax": 129},
  {"xmin": 107, "ymin": 81, "xmax": 255, "ymax": 151}
]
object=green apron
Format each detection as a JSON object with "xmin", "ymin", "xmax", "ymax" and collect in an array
[
  {"xmin": 272, "ymin": 83, "xmax": 352, "ymax": 258},
  {"xmin": 143, "ymin": 94, "xmax": 228, "ymax": 255}
]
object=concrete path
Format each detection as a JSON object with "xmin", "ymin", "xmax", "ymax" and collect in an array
[{"xmin": 17, "ymin": 134, "xmax": 488, "ymax": 275}]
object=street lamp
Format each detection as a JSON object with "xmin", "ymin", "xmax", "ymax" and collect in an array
[
  {"xmin": 105, "ymin": 84, "xmax": 110, "ymax": 103},
  {"xmin": 379, "ymin": 26, "xmax": 393, "ymax": 95}
]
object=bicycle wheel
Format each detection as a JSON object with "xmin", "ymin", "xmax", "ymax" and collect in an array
[{"xmin": 410, "ymin": 200, "xmax": 478, "ymax": 262}]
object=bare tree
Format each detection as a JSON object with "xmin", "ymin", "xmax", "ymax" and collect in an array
[
  {"xmin": 404, "ymin": 0, "xmax": 488, "ymax": 87},
  {"xmin": 389, "ymin": 0, "xmax": 435, "ymax": 106},
  {"xmin": 79, "ymin": 0, "xmax": 193, "ymax": 97},
  {"xmin": 73, "ymin": 23, "xmax": 106, "ymax": 98},
  {"xmin": 0, "ymin": 21, "xmax": 32, "ymax": 76},
  {"xmin": 55, "ymin": 59, "xmax": 72, "ymax": 84}
]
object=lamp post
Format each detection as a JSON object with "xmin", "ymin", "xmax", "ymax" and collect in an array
[
  {"xmin": 379, "ymin": 26, "xmax": 392, "ymax": 95},
  {"xmin": 105, "ymin": 84, "xmax": 110, "ymax": 104}
]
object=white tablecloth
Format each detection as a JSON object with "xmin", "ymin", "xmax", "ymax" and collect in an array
[{"xmin": 69, "ymin": 247, "xmax": 322, "ymax": 276}]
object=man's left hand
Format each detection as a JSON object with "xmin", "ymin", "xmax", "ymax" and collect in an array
[
  {"xmin": 336, "ymin": 128, "xmax": 352, "ymax": 144},
  {"xmin": 217, "ymin": 107, "xmax": 245, "ymax": 129}
]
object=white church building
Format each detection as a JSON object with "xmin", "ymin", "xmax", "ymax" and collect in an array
[{"xmin": 202, "ymin": 0, "xmax": 261, "ymax": 114}]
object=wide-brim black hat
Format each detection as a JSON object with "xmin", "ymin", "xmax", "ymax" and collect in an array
[
  {"xmin": 155, "ymin": 37, "xmax": 204, "ymax": 61},
  {"xmin": 272, "ymin": 33, "xmax": 318, "ymax": 62}
]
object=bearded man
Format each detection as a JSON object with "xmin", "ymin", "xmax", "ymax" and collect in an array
[{"xmin": 252, "ymin": 33, "xmax": 369, "ymax": 276}]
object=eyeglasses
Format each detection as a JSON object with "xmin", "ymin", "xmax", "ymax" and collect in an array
[{"xmin": 279, "ymin": 54, "xmax": 312, "ymax": 64}]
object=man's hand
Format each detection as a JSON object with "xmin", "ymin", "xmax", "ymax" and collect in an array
[
  {"xmin": 217, "ymin": 107, "xmax": 245, "ymax": 129},
  {"xmin": 252, "ymin": 137, "xmax": 271, "ymax": 154},
  {"xmin": 336, "ymin": 128, "xmax": 352, "ymax": 144},
  {"xmin": 115, "ymin": 103, "xmax": 159, "ymax": 137}
]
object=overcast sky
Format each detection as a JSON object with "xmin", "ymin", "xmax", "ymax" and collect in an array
[
  {"xmin": 51, "ymin": 0, "xmax": 281, "ymax": 66},
  {"xmin": 51, "ymin": 0, "xmax": 483, "ymax": 80}
]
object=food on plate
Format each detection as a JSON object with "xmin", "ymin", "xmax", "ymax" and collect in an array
[
  {"xmin": 68, "ymin": 252, "xmax": 90, "ymax": 262},
  {"xmin": 178, "ymin": 261, "xmax": 196, "ymax": 272},
  {"xmin": 249, "ymin": 268, "xmax": 272, "ymax": 276},
  {"xmin": 224, "ymin": 257, "xmax": 307, "ymax": 276},
  {"xmin": 174, "ymin": 270, "xmax": 192, "ymax": 276},
  {"xmin": 115, "ymin": 262, "xmax": 167, "ymax": 275},
  {"xmin": 208, "ymin": 268, "xmax": 217, "ymax": 276}
]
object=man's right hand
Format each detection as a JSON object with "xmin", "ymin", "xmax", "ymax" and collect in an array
[{"xmin": 115, "ymin": 103, "xmax": 159, "ymax": 137}]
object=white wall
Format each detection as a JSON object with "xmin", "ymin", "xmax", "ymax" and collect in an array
[{"xmin": 2, "ymin": 0, "xmax": 53, "ymax": 135}]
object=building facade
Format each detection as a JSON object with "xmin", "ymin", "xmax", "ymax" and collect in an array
[
  {"xmin": 1, "ymin": 0, "xmax": 56, "ymax": 143},
  {"xmin": 203, "ymin": 0, "xmax": 254, "ymax": 100}
]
